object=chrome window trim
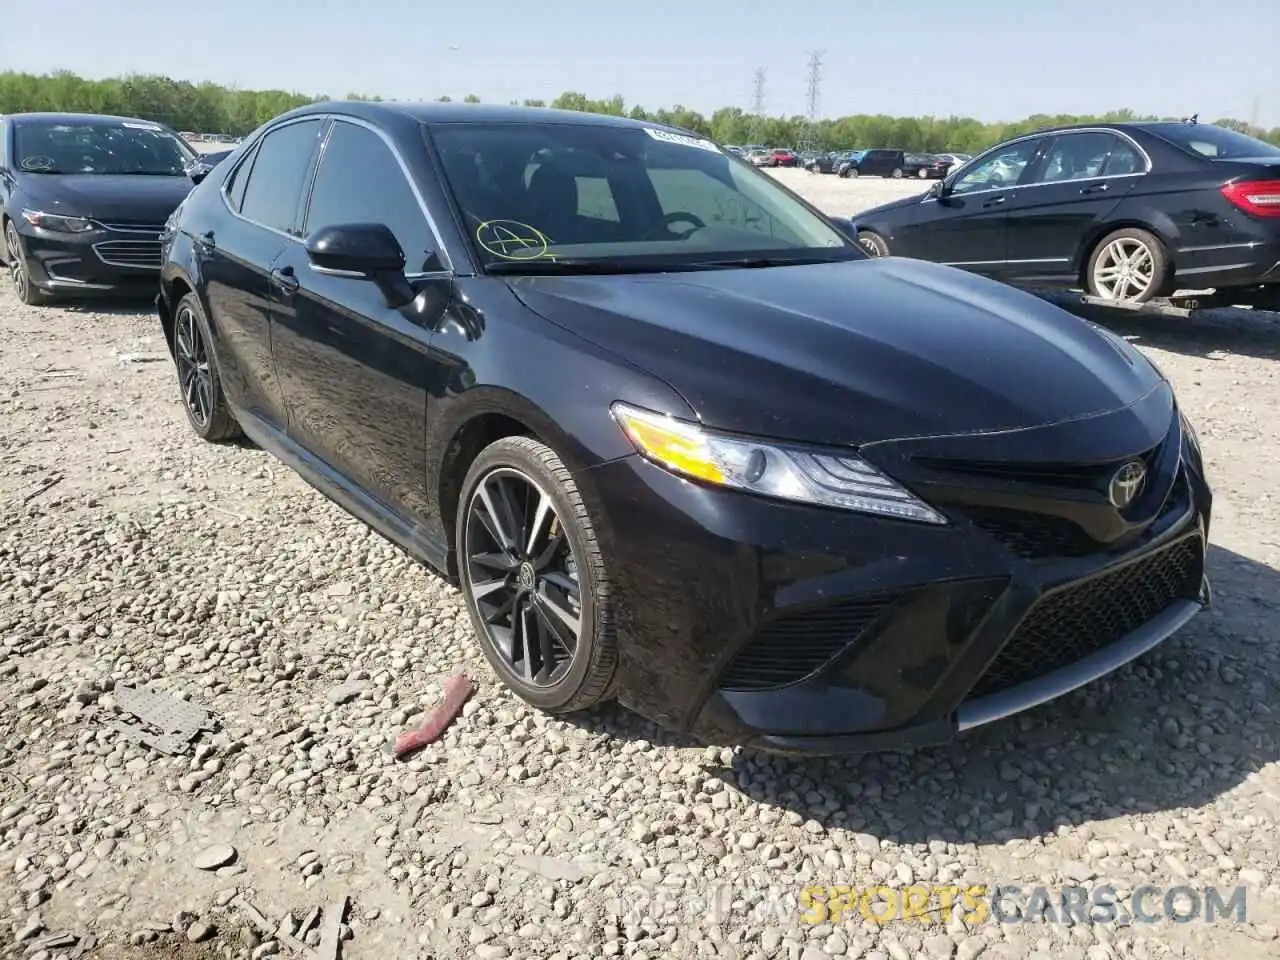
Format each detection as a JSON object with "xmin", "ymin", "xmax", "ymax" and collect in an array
[
  {"xmin": 220, "ymin": 113, "xmax": 455, "ymax": 273},
  {"xmin": 219, "ymin": 115, "xmax": 320, "ymax": 244},
  {"xmin": 922, "ymin": 127, "xmax": 1154, "ymax": 203}
]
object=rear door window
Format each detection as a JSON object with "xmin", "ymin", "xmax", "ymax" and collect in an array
[
  {"xmin": 1035, "ymin": 132, "xmax": 1118, "ymax": 182},
  {"xmin": 238, "ymin": 119, "xmax": 324, "ymax": 234}
]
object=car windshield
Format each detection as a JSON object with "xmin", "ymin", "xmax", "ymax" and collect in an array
[
  {"xmin": 1147, "ymin": 123, "xmax": 1280, "ymax": 160},
  {"xmin": 428, "ymin": 122, "xmax": 855, "ymax": 272},
  {"xmin": 14, "ymin": 120, "xmax": 195, "ymax": 175}
]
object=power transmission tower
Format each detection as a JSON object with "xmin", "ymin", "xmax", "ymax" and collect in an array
[
  {"xmin": 749, "ymin": 67, "xmax": 767, "ymax": 144},
  {"xmin": 799, "ymin": 49, "xmax": 824, "ymax": 152},
  {"xmin": 751, "ymin": 67, "xmax": 767, "ymax": 115}
]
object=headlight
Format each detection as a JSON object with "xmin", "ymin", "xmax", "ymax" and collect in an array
[
  {"xmin": 22, "ymin": 209, "xmax": 100, "ymax": 233},
  {"xmin": 611, "ymin": 402, "xmax": 947, "ymax": 525}
]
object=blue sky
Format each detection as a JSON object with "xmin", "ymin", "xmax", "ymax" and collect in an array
[{"xmin": 3, "ymin": 0, "xmax": 1275, "ymax": 125}]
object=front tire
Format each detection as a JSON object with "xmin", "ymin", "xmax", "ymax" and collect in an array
[
  {"xmin": 4, "ymin": 221, "xmax": 50, "ymax": 306},
  {"xmin": 859, "ymin": 231, "xmax": 890, "ymax": 257},
  {"xmin": 457, "ymin": 436, "xmax": 617, "ymax": 714},
  {"xmin": 172, "ymin": 293, "xmax": 242, "ymax": 442},
  {"xmin": 1085, "ymin": 228, "xmax": 1169, "ymax": 304}
]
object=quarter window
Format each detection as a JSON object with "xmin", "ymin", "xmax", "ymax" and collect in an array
[
  {"xmin": 303, "ymin": 121, "xmax": 437, "ymax": 272},
  {"xmin": 225, "ymin": 142, "xmax": 260, "ymax": 212},
  {"xmin": 951, "ymin": 139, "xmax": 1041, "ymax": 195},
  {"xmin": 238, "ymin": 119, "xmax": 324, "ymax": 234},
  {"xmin": 1103, "ymin": 138, "xmax": 1144, "ymax": 176}
]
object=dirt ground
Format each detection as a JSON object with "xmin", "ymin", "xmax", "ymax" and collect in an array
[{"xmin": 2, "ymin": 171, "xmax": 1279, "ymax": 960}]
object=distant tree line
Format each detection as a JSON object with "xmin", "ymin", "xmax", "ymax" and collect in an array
[{"xmin": 2, "ymin": 69, "xmax": 1276, "ymax": 155}]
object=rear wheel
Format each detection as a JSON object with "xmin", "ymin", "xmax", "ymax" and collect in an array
[
  {"xmin": 917, "ymin": 168, "xmax": 929, "ymax": 178},
  {"xmin": 890, "ymin": 167, "xmax": 904, "ymax": 179},
  {"xmin": 1085, "ymin": 228, "xmax": 1170, "ymax": 304},
  {"xmin": 4, "ymin": 221, "xmax": 50, "ymax": 306},
  {"xmin": 173, "ymin": 293, "xmax": 242, "ymax": 442},
  {"xmin": 457, "ymin": 436, "xmax": 617, "ymax": 714},
  {"xmin": 858, "ymin": 231, "xmax": 890, "ymax": 257}
]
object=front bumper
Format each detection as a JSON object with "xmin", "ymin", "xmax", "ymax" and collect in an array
[
  {"xmin": 12, "ymin": 221, "xmax": 164, "ymax": 296},
  {"xmin": 586, "ymin": 391, "xmax": 1212, "ymax": 755}
]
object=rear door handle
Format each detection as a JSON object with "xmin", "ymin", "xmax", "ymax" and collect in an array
[
  {"xmin": 981, "ymin": 194, "xmax": 1008, "ymax": 208},
  {"xmin": 270, "ymin": 265, "xmax": 299, "ymax": 297},
  {"xmin": 1080, "ymin": 183, "xmax": 1110, "ymax": 195}
]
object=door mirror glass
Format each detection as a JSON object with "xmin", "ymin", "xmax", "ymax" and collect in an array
[
  {"xmin": 927, "ymin": 180, "xmax": 946, "ymax": 199},
  {"xmin": 305, "ymin": 222, "xmax": 407, "ymax": 275}
]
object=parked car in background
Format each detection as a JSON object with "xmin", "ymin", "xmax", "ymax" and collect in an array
[
  {"xmin": 770, "ymin": 147, "xmax": 798, "ymax": 167},
  {"xmin": 840, "ymin": 148, "xmax": 907, "ymax": 178},
  {"xmin": 903, "ymin": 153, "xmax": 951, "ymax": 179},
  {"xmin": 834, "ymin": 150, "xmax": 867, "ymax": 177},
  {"xmin": 184, "ymin": 148, "xmax": 234, "ymax": 183},
  {"xmin": 804, "ymin": 151, "xmax": 843, "ymax": 174},
  {"xmin": 0, "ymin": 112, "xmax": 200, "ymax": 304},
  {"xmin": 934, "ymin": 152, "xmax": 972, "ymax": 173},
  {"xmin": 852, "ymin": 120, "xmax": 1280, "ymax": 305},
  {"xmin": 746, "ymin": 148, "xmax": 775, "ymax": 167},
  {"xmin": 157, "ymin": 100, "xmax": 1212, "ymax": 755}
]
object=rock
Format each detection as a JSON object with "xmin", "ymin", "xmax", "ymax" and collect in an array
[
  {"xmin": 193, "ymin": 844, "xmax": 238, "ymax": 871},
  {"xmin": 187, "ymin": 921, "xmax": 216, "ymax": 943}
]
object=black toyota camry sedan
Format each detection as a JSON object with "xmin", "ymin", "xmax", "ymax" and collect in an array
[
  {"xmin": 157, "ymin": 101, "xmax": 1213, "ymax": 755},
  {"xmin": 853, "ymin": 121, "xmax": 1280, "ymax": 306},
  {"xmin": 1, "ymin": 112, "xmax": 198, "ymax": 304}
]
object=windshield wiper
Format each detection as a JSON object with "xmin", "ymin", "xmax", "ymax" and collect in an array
[
  {"xmin": 485, "ymin": 258, "xmax": 705, "ymax": 276},
  {"xmin": 689, "ymin": 254, "xmax": 854, "ymax": 269}
]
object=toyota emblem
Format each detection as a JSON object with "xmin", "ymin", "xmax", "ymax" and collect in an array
[{"xmin": 1108, "ymin": 460, "xmax": 1147, "ymax": 509}]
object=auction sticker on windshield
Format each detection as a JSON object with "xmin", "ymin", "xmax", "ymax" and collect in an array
[{"xmin": 644, "ymin": 128, "xmax": 720, "ymax": 153}]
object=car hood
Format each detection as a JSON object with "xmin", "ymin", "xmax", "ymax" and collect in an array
[
  {"xmin": 18, "ymin": 173, "xmax": 193, "ymax": 224},
  {"xmin": 854, "ymin": 192, "xmax": 927, "ymax": 220},
  {"xmin": 507, "ymin": 256, "xmax": 1165, "ymax": 447}
]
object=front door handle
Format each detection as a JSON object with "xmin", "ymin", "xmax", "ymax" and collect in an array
[
  {"xmin": 981, "ymin": 194, "xmax": 1008, "ymax": 208},
  {"xmin": 270, "ymin": 265, "xmax": 299, "ymax": 297},
  {"xmin": 1080, "ymin": 183, "xmax": 1110, "ymax": 195}
]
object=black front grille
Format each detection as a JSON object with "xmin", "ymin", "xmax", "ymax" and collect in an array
[
  {"xmin": 918, "ymin": 442, "xmax": 1164, "ymax": 492},
  {"xmin": 967, "ymin": 534, "xmax": 1203, "ymax": 700},
  {"xmin": 719, "ymin": 592, "xmax": 901, "ymax": 691},
  {"xmin": 961, "ymin": 508, "xmax": 1097, "ymax": 559},
  {"xmin": 93, "ymin": 239, "xmax": 162, "ymax": 269}
]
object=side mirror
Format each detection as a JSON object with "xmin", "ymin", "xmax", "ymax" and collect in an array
[
  {"xmin": 305, "ymin": 223, "xmax": 416, "ymax": 308},
  {"xmin": 927, "ymin": 180, "xmax": 947, "ymax": 199},
  {"xmin": 306, "ymin": 222, "xmax": 406, "ymax": 274},
  {"xmin": 830, "ymin": 216, "xmax": 859, "ymax": 242}
]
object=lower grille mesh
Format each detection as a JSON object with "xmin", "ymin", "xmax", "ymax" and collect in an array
[
  {"xmin": 967, "ymin": 535, "xmax": 1203, "ymax": 700},
  {"xmin": 719, "ymin": 593, "xmax": 900, "ymax": 691}
]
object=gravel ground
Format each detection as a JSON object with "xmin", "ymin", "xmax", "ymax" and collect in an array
[{"xmin": 3, "ymin": 172, "xmax": 1280, "ymax": 960}]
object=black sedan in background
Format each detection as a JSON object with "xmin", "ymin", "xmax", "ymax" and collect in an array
[
  {"xmin": 158, "ymin": 101, "xmax": 1211, "ymax": 755},
  {"xmin": 854, "ymin": 121, "xmax": 1280, "ymax": 304},
  {"xmin": 0, "ymin": 112, "xmax": 200, "ymax": 304}
]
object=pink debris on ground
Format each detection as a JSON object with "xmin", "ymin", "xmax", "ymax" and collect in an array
[{"xmin": 392, "ymin": 674, "xmax": 475, "ymax": 758}]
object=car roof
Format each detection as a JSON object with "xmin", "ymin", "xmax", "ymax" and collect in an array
[
  {"xmin": 5, "ymin": 111, "xmax": 168, "ymax": 126},
  {"xmin": 279, "ymin": 99, "xmax": 696, "ymax": 135}
]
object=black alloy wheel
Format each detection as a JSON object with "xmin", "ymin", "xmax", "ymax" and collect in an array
[
  {"xmin": 458, "ymin": 436, "xmax": 616, "ymax": 713},
  {"xmin": 5, "ymin": 221, "xmax": 49, "ymax": 306},
  {"xmin": 172, "ymin": 294, "xmax": 242, "ymax": 441}
]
